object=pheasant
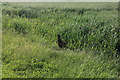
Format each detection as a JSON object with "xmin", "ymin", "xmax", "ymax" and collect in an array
[
  {"xmin": 115, "ymin": 39, "xmax": 120, "ymax": 53},
  {"xmin": 57, "ymin": 35, "xmax": 68, "ymax": 48}
]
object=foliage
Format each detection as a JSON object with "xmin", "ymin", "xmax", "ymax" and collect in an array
[
  {"xmin": 2, "ymin": 4, "xmax": 119, "ymax": 55},
  {"xmin": 2, "ymin": 2, "xmax": 119, "ymax": 78}
]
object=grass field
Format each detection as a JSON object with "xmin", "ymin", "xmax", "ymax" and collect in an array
[
  {"xmin": 0, "ymin": 2, "xmax": 2, "ymax": 79},
  {"xmin": 2, "ymin": 2, "xmax": 120, "ymax": 78}
]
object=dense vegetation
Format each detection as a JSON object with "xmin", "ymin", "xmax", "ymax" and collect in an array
[{"xmin": 2, "ymin": 2, "xmax": 120, "ymax": 78}]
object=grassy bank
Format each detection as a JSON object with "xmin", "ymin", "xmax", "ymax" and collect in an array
[
  {"xmin": 2, "ymin": 29, "xmax": 118, "ymax": 78},
  {"xmin": 2, "ymin": 2, "xmax": 119, "ymax": 78}
]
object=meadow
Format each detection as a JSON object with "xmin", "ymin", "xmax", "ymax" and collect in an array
[{"xmin": 2, "ymin": 2, "xmax": 120, "ymax": 78}]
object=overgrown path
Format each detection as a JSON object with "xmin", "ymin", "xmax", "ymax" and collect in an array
[{"xmin": 2, "ymin": 29, "xmax": 118, "ymax": 78}]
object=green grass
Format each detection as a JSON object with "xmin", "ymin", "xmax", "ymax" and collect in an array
[
  {"xmin": 3, "ymin": 2, "xmax": 118, "ymax": 9},
  {"xmin": 2, "ymin": 2, "xmax": 120, "ymax": 78},
  {"xmin": 0, "ymin": 29, "xmax": 1, "ymax": 78},
  {"xmin": 2, "ymin": 29, "xmax": 118, "ymax": 78},
  {"xmin": 2, "ymin": 7, "xmax": 118, "ymax": 54}
]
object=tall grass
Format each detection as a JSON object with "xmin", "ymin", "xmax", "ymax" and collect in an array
[
  {"xmin": 2, "ymin": 29, "xmax": 118, "ymax": 78},
  {"xmin": 2, "ymin": 5, "xmax": 119, "ymax": 55},
  {"xmin": 2, "ymin": 2, "xmax": 119, "ymax": 78}
]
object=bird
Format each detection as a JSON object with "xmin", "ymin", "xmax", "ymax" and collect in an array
[
  {"xmin": 57, "ymin": 34, "xmax": 68, "ymax": 48},
  {"xmin": 115, "ymin": 39, "xmax": 120, "ymax": 54}
]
